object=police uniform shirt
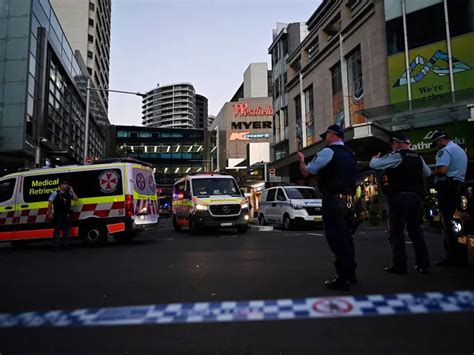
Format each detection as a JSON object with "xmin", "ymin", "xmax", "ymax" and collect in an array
[
  {"xmin": 48, "ymin": 190, "xmax": 73, "ymax": 215},
  {"xmin": 435, "ymin": 141, "xmax": 467, "ymax": 183},
  {"xmin": 306, "ymin": 141, "xmax": 344, "ymax": 175},
  {"xmin": 370, "ymin": 151, "xmax": 431, "ymax": 177}
]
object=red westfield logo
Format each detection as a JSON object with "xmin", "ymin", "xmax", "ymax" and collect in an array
[{"xmin": 233, "ymin": 103, "xmax": 273, "ymax": 117}]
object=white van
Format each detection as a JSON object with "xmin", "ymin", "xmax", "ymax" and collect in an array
[
  {"xmin": 258, "ymin": 186, "xmax": 323, "ymax": 229},
  {"xmin": 0, "ymin": 158, "xmax": 159, "ymax": 247},
  {"xmin": 172, "ymin": 173, "xmax": 250, "ymax": 234}
]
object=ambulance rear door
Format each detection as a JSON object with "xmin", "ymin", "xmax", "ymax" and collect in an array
[{"xmin": 132, "ymin": 165, "xmax": 159, "ymax": 226}]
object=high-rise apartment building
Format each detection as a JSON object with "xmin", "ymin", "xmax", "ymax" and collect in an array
[
  {"xmin": 142, "ymin": 83, "xmax": 199, "ymax": 129},
  {"xmin": 195, "ymin": 94, "xmax": 209, "ymax": 130},
  {"xmin": 50, "ymin": 0, "xmax": 112, "ymax": 111}
]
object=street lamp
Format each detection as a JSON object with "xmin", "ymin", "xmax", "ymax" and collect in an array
[
  {"xmin": 35, "ymin": 136, "xmax": 48, "ymax": 168},
  {"xmin": 84, "ymin": 78, "xmax": 146, "ymax": 163}
]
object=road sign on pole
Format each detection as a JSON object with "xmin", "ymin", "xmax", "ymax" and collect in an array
[
  {"xmin": 84, "ymin": 156, "xmax": 93, "ymax": 165},
  {"xmin": 269, "ymin": 168, "xmax": 276, "ymax": 177}
]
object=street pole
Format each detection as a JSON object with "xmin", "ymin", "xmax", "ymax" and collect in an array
[
  {"xmin": 264, "ymin": 162, "xmax": 268, "ymax": 182},
  {"xmin": 35, "ymin": 136, "xmax": 41, "ymax": 168},
  {"xmin": 84, "ymin": 78, "xmax": 91, "ymax": 163}
]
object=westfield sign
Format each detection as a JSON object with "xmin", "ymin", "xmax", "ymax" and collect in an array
[{"xmin": 233, "ymin": 103, "xmax": 273, "ymax": 117}]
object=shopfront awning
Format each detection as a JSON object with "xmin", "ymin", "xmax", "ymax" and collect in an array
[{"xmin": 270, "ymin": 122, "xmax": 392, "ymax": 171}]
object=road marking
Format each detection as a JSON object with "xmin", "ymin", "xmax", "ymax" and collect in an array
[
  {"xmin": 0, "ymin": 290, "xmax": 472, "ymax": 328},
  {"xmin": 306, "ymin": 233, "xmax": 323, "ymax": 236}
]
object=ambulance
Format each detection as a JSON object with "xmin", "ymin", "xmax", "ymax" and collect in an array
[
  {"xmin": 0, "ymin": 158, "xmax": 159, "ymax": 247},
  {"xmin": 172, "ymin": 173, "xmax": 250, "ymax": 234}
]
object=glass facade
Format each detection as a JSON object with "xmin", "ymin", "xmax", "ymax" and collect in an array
[
  {"xmin": 0, "ymin": 0, "xmax": 108, "ymax": 169},
  {"xmin": 115, "ymin": 126, "xmax": 207, "ymax": 187}
]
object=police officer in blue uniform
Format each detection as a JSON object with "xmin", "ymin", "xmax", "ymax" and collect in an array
[
  {"xmin": 298, "ymin": 125, "xmax": 357, "ymax": 291},
  {"xmin": 370, "ymin": 134, "xmax": 431, "ymax": 274},
  {"xmin": 47, "ymin": 181, "xmax": 78, "ymax": 250},
  {"xmin": 431, "ymin": 131, "xmax": 469, "ymax": 267}
]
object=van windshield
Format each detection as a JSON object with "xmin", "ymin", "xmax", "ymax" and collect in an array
[
  {"xmin": 192, "ymin": 178, "xmax": 241, "ymax": 197},
  {"xmin": 285, "ymin": 188, "xmax": 318, "ymax": 199}
]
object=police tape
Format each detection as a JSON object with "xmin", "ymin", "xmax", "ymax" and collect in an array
[{"xmin": 0, "ymin": 290, "xmax": 473, "ymax": 328}]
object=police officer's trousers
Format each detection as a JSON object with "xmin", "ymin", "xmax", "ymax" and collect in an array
[
  {"xmin": 53, "ymin": 214, "xmax": 71, "ymax": 249},
  {"xmin": 322, "ymin": 195, "xmax": 357, "ymax": 280},
  {"xmin": 436, "ymin": 179, "xmax": 468, "ymax": 264},
  {"xmin": 388, "ymin": 193, "xmax": 430, "ymax": 269}
]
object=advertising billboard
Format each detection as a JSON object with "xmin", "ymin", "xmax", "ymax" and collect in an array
[{"xmin": 388, "ymin": 34, "xmax": 474, "ymax": 104}]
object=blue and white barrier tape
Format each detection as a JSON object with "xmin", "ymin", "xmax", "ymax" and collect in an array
[{"xmin": 1, "ymin": 290, "xmax": 473, "ymax": 328}]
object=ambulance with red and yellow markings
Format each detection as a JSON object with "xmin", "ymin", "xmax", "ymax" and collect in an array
[
  {"xmin": 172, "ymin": 173, "xmax": 250, "ymax": 235},
  {"xmin": 0, "ymin": 158, "xmax": 159, "ymax": 247}
]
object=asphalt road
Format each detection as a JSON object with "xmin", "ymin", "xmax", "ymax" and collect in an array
[{"xmin": 0, "ymin": 219, "xmax": 473, "ymax": 354}]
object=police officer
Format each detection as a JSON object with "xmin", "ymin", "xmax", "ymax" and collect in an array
[
  {"xmin": 370, "ymin": 134, "xmax": 431, "ymax": 274},
  {"xmin": 298, "ymin": 124, "xmax": 357, "ymax": 291},
  {"xmin": 47, "ymin": 180, "xmax": 78, "ymax": 250},
  {"xmin": 431, "ymin": 131, "xmax": 468, "ymax": 267}
]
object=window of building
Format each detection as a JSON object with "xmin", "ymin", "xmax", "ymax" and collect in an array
[
  {"xmin": 306, "ymin": 37, "xmax": 319, "ymax": 61},
  {"xmin": 331, "ymin": 63, "xmax": 342, "ymax": 95},
  {"xmin": 386, "ymin": 2, "xmax": 448, "ymax": 55},
  {"xmin": 87, "ymin": 50, "xmax": 93, "ymax": 59},
  {"xmin": 347, "ymin": 46, "xmax": 363, "ymax": 99},
  {"xmin": 324, "ymin": 13, "xmax": 341, "ymax": 42},
  {"xmin": 294, "ymin": 95, "xmax": 302, "ymax": 149},
  {"xmin": 274, "ymin": 77, "xmax": 281, "ymax": 98},
  {"xmin": 88, "ymin": 34, "xmax": 94, "ymax": 43},
  {"xmin": 304, "ymin": 85, "xmax": 315, "ymax": 145},
  {"xmin": 448, "ymin": 0, "xmax": 473, "ymax": 37},
  {"xmin": 282, "ymin": 36, "xmax": 289, "ymax": 56},
  {"xmin": 89, "ymin": 2, "xmax": 95, "ymax": 11},
  {"xmin": 88, "ymin": 18, "xmax": 94, "ymax": 27}
]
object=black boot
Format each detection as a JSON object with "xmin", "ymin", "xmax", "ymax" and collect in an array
[{"xmin": 325, "ymin": 276, "xmax": 350, "ymax": 291}]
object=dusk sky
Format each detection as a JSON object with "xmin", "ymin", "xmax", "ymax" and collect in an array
[{"xmin": 108, "ymin": 0, "xmax": 321, "ymax": 126}]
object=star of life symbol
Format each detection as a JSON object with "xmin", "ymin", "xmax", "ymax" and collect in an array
[
  {"xmin": 99, "ymin": 171, "xmax": 120, "ymax": 193},
  {"xmin": 148, "ymin": 176, "xmax": 155, "ymax": 191},
  {"xmin": 136, "ymin": 173, "xmax": 146, "ymax": 191}
]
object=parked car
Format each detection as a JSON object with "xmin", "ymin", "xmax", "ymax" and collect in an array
[
  {"xmin": 258, "ymin": 186, "xmax": 323, "ymax": 230},
  {"xmin": 452, "ymin": 179, "xmax": 474, "ymax": 248}
]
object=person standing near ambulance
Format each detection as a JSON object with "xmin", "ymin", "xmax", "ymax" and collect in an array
[{"xmin": 47, "ymin": 180, "xmax": 78, "ymax": 250}]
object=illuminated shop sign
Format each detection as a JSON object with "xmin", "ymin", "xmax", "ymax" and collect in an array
[
  {"xmin": 233, "ymin": 103, "xmax": 273, "ymax": 117},
  {"xmin": 231, "ymin": 121, "xmax": 272, "ymax": 129},
  {"xmin": 229, "ymin": 132, "xmax": 271, "ymax": 141}
]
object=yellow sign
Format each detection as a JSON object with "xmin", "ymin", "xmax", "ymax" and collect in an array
[{"xmin": 388, "ymin": 34, "xmax": 474, "ymax": 103}]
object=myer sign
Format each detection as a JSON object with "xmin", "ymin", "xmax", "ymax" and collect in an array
[{"xmin": 402, "ymin": 122, "xmax": 471, "ymax": 152}]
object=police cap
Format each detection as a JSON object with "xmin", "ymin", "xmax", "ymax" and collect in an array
[
  {"xmin": 391, "ymin": 133, "xmax": 411, "ymax": 145},
  {"xmin": 320, "ymin": 124, "xmax": 344, "ymax": 139},
  {"xmin": 430, "ymin": 130, "xmax": 448, "ymax": 147}
]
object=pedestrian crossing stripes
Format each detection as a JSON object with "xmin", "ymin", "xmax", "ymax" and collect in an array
[{"xmin": 0, "ymin": 290, "xmax": 472, "ymax": 328}]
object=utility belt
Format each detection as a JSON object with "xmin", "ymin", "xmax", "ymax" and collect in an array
[
  {"xmin": 323, "ymin": 193, "xmax": 360, "ymax": 235},
  {"xmin": 435, "ymin": 177, "xmax": 462, "ymax": 191},
  {"xmin": 323, "ymin": 193, "xmax": 355, "ymax": 207}
]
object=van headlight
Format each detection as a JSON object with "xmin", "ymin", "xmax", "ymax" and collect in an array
[
  {"xmin": 292, "ymin": 204, "xmax": 303, "ymax": 210},
  {"xmin": 195, "ymin": 204, "xmax": 208, "ymax": 211},
  {"xmin": 241, "ymin": 203, "xmax": 249, "ymax": 209},
  {"xmin": 460, "ymin": 196, "xmax": 468, "ymax": 210}
]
